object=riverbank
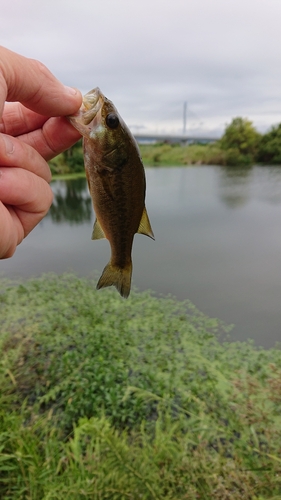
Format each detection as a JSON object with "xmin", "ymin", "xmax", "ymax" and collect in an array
[
  {"xmin": 139, "ymin": 142, "xmax": 227, "ymax": 166},
  {"xmin": 49, "ymin": 117, "xmax": 281, "ymax": 175},
  {"xmin": 49, "ymin": 142, "xmax": 279, "ymax": 178},
  {"xmin": 1, "ymin": 273, "xmax": 281, "ymax": 498},
  {"xmin": 49, "ymin": 142, "xmax": 233, "ymax": 176}
]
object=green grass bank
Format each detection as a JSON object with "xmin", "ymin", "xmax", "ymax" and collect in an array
[
  {"xmin": 49, "ymin": 117, "xmax": 281, "ymax": 175},
  {"xmin": 49, "ymin": 143, "xmax": 235, "ymax": 176},
  {"xmin": 138, "ymin": 142, "xmax": 227, "ymax": 167},
  {"xmin": 1, "ymin": 273, "xmax": 281, "ymax": 498}
]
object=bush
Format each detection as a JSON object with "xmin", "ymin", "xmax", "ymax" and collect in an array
[
  {"xmin": 258, "ymin": 123, "xmax": 281, "ymax": 164},
  {"xmin": 219, "ymin": 117, "xmax": 261, "ymax": 165},
  {"xmin": 1, "ymin": 274, "xmax": 281, "ymax": 498},
  {"xmin": 63, "ymin": 141, "xmax": 84, "ymax": 173},
  {"xmin": 48, "ymin": 153, "xmax": 68, "ymax": 175},
  {"xmin": 48, "ymin": 140, "xmax": 84, "ymax": 175},
  {"xmin": 0, "ymin": 274, "xmax": 231, "ymax": 433},
  {"xmin": 224, "ymin": 148, "xmax": 253, "ymax": 166}
]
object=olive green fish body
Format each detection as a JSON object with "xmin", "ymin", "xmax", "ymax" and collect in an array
[{"xmin": 68, "ymin": 88, "xmax": 154, "ymax": 298}]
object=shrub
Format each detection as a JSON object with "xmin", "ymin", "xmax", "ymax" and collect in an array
[
  {"xmin": 1, "ymin": 274, "xmax": 281, "ymax": 498},
  {"xmin": 258, "ymin": 123, "xmax": 281, "ymax": 164},
  {"xmin": 219, "ymin": 117, "xmax": 261, "ymax": 165}
]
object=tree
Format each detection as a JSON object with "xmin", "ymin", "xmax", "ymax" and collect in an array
[
  {"xmin": 257, "ymin": 123, "xmax": 281, "ymax": 164},
  {"xmin": 219, "ymin": 117, "xmax": 261, "ymax": 165}
]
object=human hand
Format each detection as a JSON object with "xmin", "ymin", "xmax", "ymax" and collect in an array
[{"xmin": 0, "ymin": 46, "xmax": 82, "ymax": 258}]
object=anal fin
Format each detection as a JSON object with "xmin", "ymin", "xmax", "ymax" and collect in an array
[
  {"xmin": 137, "ymin": 206, "xmax": 155, "ymax": 240},
  {"xmin": 92, "ymin": 218, "xmax": 106, "ymax": 240}
]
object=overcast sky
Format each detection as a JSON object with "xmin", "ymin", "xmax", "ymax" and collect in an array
[{"xmin": 2, "ymin": 0, "xmax": 281, "ymax": 137}]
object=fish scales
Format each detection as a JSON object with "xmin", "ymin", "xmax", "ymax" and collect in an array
[{"xmin": 68, "ymin": 87, "xmax": 154, "ymax": 298}]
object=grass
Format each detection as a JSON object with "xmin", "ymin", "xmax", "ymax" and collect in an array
[
  {"xmin": 138, "ymin": 142, "xmax": 227, "ymax": 166},
  {"xmin": 51, "ymin": 171, "xmax": 86, "ymax": 181},
  {"xmin": 49, "ymin": 141, "xmax": 257, "ymax": 176},
  {"xmin": 49, "ymin": 142, "xmax": 229, "ymax": 177},
  {"xmin": 1, "ymin": 273, "xmax": 281, "ymax": 498}
]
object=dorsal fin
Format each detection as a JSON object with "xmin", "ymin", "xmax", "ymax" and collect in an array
[
  {"xmin": 92, "ymin": 218, "xmax": 106, "ymax": 240},
  {"xmin": 137, "ymin": 207, "xmax": 155, "ymax": 240}
]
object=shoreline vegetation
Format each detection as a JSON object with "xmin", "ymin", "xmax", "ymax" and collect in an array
[
  {"xmin": 49, "ymin": 117, "xmax": 281, "ymax": 176},
  {"xmin": 1, "ymin": 273, "xmax": 281, "ymax": 498}
]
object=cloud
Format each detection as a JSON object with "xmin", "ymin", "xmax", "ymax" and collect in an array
[{"xmin": 2, "ymin": 0, "xmax": 281, "ymax": 136}]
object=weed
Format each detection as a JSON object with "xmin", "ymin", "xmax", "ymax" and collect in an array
[{"xmin": 1, "ymin": 274, "xmax": 281, "ymax": 498}]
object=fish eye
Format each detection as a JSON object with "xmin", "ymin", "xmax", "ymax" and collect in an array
[{"xmin": 106, "ymin": 113, "xmax": 119, "ymax": 129}]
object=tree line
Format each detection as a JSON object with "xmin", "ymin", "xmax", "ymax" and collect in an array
[{"xmin": 218, "ymin": 117, "xmax": 281, "ymax": 166}]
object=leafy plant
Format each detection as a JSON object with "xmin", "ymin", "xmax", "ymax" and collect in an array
[
  {"xmin": 258, "ymin": 123, "xmax": 281, "ymax": 164},
  {"xmin": 1, "ymin": 274, "xmax": 281, "ymax": 498},
  {"xmin": 219, "ymin": 117, "xmax": 261, "ymax": 165}
]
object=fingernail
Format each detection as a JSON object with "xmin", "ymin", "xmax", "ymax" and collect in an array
[
  {"xmin": 64, "ymin": 86, "xmax": 78, "ymax": 96},
  {"xmin": 2, "ymin": 135, "xmax": 14, "ymax": 154}
]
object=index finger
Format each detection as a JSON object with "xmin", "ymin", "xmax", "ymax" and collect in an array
[{"xmin": 0, "ymin": 46, "xmax": 82, "ymax": 117}]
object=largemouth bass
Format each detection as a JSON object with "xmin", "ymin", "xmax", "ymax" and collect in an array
[{"xmin": 68, "ymin": 87, "xmax": 154, "ymax": 298}]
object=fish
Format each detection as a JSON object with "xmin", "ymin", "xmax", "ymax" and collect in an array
[{"xmin": 68, "ymin": 87, "xmax": 154, "ymax": 298}]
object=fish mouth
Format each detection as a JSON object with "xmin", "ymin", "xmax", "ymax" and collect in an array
[{"xmin": 82, "ymin": 87, "xmax": 104, "ymax": 125}]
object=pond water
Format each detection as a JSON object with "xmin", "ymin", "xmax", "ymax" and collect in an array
[{"xmin": 1, "ymin": 165, "xmax": 281, "ymax": 348}]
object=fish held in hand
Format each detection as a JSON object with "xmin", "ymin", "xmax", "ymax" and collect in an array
[{"xmin": 68, "ymin": 87, "xmax": 154, "ymax": 298}]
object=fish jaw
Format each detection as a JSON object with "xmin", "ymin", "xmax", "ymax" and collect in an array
[
  {"xmin": 67, "ymin": 87, "xmax": 103, "ymax": 137},
  {"xmin": 83, "ymin": 87, "xmax": 101, "ymax": 110}
]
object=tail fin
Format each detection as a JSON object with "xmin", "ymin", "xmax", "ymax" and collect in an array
[{"xmin": 96, "ymin": 261, "xmax": 132, "ymax": 298}]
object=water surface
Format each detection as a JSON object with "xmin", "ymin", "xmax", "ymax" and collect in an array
[{"xmin": 2, "ymin": 165, "xmax": 281, "ymax": 347}]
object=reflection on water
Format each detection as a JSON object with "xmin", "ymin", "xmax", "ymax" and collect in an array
[
  {"xmin": 218, "ymin": 166, "xmax": 253, "ymax": 208},
  {"xmin": 48, "ymin": 178, "xmax": 92, "ymax": 223},
  {"xmin": 218, "ymin": 165, "xmax": 281, "ymax": 208},
  {"xmin": 2, "ymin": 165, "xmax": 281, "ymax": 348},
  {"xmin": 255, "ymin": 167, "xmax": 281, "ymax": 205}
]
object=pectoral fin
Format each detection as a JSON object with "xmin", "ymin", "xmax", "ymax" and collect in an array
[
  {"xmin": 137, "ymin": 207, "xmax": 155, "ymax": 240},
  {"xmin": 92, "ymin": 218, "xmax": 106, "ymax": 240}
]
